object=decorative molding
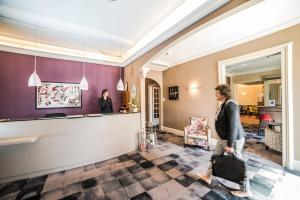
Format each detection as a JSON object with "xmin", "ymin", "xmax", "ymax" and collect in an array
[
  {"xmin": 167, "ymin": 17, "xmax": 300, "ymax": 68},
  {"xmin": 0, "ymin": 5, "xmax": 132, "ymax": 47},
  {"xmin": 0, "ymin": 44, "xmax": 122, "ymax": 67}
]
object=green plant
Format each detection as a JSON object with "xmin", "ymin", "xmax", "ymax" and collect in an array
[{"xmin": 128, "ymin": 97, "xmax": 139, "ymax": 109}]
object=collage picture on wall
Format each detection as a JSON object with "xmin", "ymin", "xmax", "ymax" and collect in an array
[
  {"xmin": 36, "ymin": 82, "xmax": 82, "ymax": 108},
  {"xmin": 168, "ymin": 86, "xmax": 179, "ymax": 100}
]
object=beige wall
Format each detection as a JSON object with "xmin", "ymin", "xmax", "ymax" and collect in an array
[
  {"xmin": 234, "ymin": 84, "xmax": 263, "ymax": 105},
  {"xmin": 163, "ymin": 24, "xmax": 300, "ymax": 160}
]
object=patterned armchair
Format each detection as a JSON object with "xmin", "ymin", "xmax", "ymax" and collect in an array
[
  {"xmin": 184, "ymin": 116, "xmax": 211, "ymax": 150},
  {"xmin": 265, "ymin": 128, "xmax": 282, "ymax": 152}
]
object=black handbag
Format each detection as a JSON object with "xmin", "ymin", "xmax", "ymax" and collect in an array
[{"xmin": 211, "ymin": 152, "xmax": 246, "ymax": 184}]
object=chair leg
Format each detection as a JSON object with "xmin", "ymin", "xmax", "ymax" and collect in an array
[{"xmin": 265, "ymin": 146, "xmax": 269, "ymax": 150}]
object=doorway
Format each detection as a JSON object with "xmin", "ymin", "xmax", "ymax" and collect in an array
[
  {"xmin": 226, "ymin": 54, "xmax": 282, "ymax": 164},
  {"xmin": 145, "ymin": 78, "xmax": 160, "ymax": 129},
  {"xmin": 218, "ymin": 43, "xmax": 294, "ymax": 169}
]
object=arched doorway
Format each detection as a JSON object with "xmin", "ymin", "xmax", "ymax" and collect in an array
[{"xmin": 145, "ymin": 78, "xmax": 161, "ymax": 129}]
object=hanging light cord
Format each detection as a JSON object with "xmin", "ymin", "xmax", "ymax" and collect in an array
[{"xmin": 34, "ymin": 26, "xmax": 37, "ymax": 72}]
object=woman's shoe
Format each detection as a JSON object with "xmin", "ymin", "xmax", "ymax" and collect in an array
[
  {"xmin": 231, "ymin": 190, "xmax": 253, "ymax": 198},
  {"xmin": 197, "ymin": 174, "xmax": 212, "ymax": 185}
]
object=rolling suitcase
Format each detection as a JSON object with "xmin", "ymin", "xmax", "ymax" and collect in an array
[{"xmin": 211, "ymin": 152, "xmax": 246, "ymax": 184}]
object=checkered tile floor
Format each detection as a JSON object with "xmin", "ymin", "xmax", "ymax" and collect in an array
[{"xmin": 0, "ymin": 133, "xmax": 287, "ymax": 200}]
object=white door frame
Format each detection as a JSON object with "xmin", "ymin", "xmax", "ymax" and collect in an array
[{"xmin": 218, "ymin": 43, "xmax": 294, "ymax": 169}]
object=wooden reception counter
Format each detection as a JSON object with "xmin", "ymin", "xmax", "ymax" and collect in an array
[{"xmin": 0, "ymin": 113, "xmax": 140, "ymax": 183}]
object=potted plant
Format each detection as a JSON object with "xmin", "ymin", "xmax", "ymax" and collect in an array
[{"xmin": 128, "ymin": 97, "xmax": 139, "ymax": 112}]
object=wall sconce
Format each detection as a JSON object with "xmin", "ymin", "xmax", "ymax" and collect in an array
[
  {"xmin": 241, "ymin": 92, "xmax": 246, "ymax": 96},
  {"xmin": 189, "ymin": 84, "xmax": 199, "ymax": 92}
]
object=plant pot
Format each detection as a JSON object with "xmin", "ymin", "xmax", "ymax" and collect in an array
[{"xmin": 132, "ymin": 107, "xmax": 139, "ymax": 112}]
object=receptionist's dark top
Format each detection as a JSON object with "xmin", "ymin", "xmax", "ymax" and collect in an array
[{"xmin": 98, "ymin": 97, "xmax": 113, "ymax": 113}]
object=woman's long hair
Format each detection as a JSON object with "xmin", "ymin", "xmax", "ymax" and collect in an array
[{"xmin": 101, "ymin": 89, "xmax": 109, "ymax": 99}]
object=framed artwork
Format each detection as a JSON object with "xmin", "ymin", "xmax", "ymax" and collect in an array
[
  {"xmin": 169, "ymin": 86, "xmax": 179, "ymax": 100},
  {"xmin": 36, "ymin": 82, "xmax": 82, "ymax": 108}
]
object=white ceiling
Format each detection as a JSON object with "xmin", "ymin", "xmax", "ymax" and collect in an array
[
  {"xmin": 226, "ymin": 53, "xmax": 281, "ymax": 76},
  {"xmin": 0, "ymin": 0, "xmax": 229, "ymax": 66},
  {"xmin": 151, "ymin": 0, "xmax": 300, "ymax": 70}
]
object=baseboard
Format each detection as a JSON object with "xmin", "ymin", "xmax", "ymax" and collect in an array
[
  {"xmin": 162, "ymin": 126, "xmax": 184, "ymax": 136},
  {"xmin": 0, "ymin": 148, "xmax": 137, "ymax": 184},
  {"xmin": 293, "ymin": 160, "xmax": 300, "ymax": 172}
]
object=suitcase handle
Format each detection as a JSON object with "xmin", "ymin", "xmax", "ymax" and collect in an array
[{"xmin": 222, "ymin": 151, "xmax": 239, "ymax": 160}]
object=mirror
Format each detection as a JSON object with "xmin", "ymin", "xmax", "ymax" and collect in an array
[{"xmin": 264, "ymin": 79, "xmax": 282, "ymax": 106}]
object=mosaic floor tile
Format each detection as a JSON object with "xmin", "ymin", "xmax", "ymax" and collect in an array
[
  {"xmin": 111, "ymin": 168, "xmax": 131, "ymax": 178},
  {"xmin": 62, "ymin": 182, "xmax": 83, "ymax": 198},
  {"xmin": 133, "ymin": 171, "xmax": 151, "ymax": 181},
  {"xmin": 119, "ymin": 175, "xmax": 138, "ymax": 187},
  {"xmin": 139, "ymin": 177, "xmax": 159, "ymax": 191},
  {"xmin": 130, "ymin": 192, "xmax": 152, "ymax": 200},
  {"xmin": 166, "ymin": 168, "xmax": 183, "ymax": 179},
  {"xmin": 140, "ymin": 161, "xmax": 155, "ymax": 169},
  {"xmin": 106, "ymin": 188, "xmax": 129, "ymax": 200},
  {"xmin": 157, "ymin": 160, "xmax": 178, "ymax": 171},
  {"xmin": 202, "ymin": 190, "xmax": 226, "ymax": 200},
  {"xmin": 102, "ymin": 179, "xmax": 121, "ymax": 194},
  {"xmin": 0, "ymin": 179, "xmax": 27, "ymax": 197},
  {"xmin": 15, "ymin": 184, "xmax": 43, "ymax": 200},
  {"xmin": 168, "ymin": 153, "xmax": 180, "ymax": 159},
  {"xmin": 83, "ymin": 186, "xmax": 104, "ymax": 199},
  {"xmin": 0, "ymin": 132, "xmax": 293, "ymax": 200},
  {"xmin": 125, "ymin": 182, "xmax": 145, "ymax": 198},
  {"xmin": 175, "ymin": 175, "xmax": 195, "ymax": 187},
  {"xmin": 41, "ymin": 188, "xmax": 63, "ymax": 200},
  {"xmin": 161, "ymin": 180, "xmax": 185, "ymax": 196},
  {"xmin": 64, "ymin": 173, "xmax": 82, "ymax": 187},
  {"xmin": 82, "ymin": 169, "xmax": 102, "ymax": 181},
  {"xmin": 100, "ymin": 172, "xmax": 116, "ymax": 183},
  {"xmin": 60, "ymin": 191, "xmax": 83, "ymax": 200},
  {"xmin": 175, "ymin": 164, "xmax": 193, "ymax": 173},
  {"xmin": 127, "ymin": 165, "xmax": 143, "ymax": 174},
  {"xmin": 187, "ymin": 182, "xmax": 210, "ymax": 198},
  {"xmin": 119, "ymin": 154, "xmax": 132, "ymax": 162},
  {"xmin": 123, "ymin": 160, "xmax": 137, "ymax": 168},
  {"xmin": 83, "ymin": 164, "xmax": 96, "ymax": 172},
  {"xmin": 110, "ymin": 163, "xmax": 126, "ymax": 171},
  {"xmin": 82, "ymin": 178, "xmax": 97, "ymax": 189},
  {"xmin": 148, "ymin": 185, "xmax": 170, "ymax": 200},
  {"xmin": 24, "ymin": 175, "xmax": 47, "ymax": 189}
]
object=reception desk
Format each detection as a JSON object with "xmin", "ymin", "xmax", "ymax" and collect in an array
[{"xmin": 0, "ymin": 113, "xmax": 140, "ymax": 183}]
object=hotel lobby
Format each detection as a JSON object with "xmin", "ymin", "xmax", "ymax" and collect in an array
[{"xmin": 1, "ymin": 0, "xmax": 300, "ymax": 200}]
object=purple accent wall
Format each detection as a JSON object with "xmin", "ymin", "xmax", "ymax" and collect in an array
[{"xmin": 0, "ymin": 51, "xmax": 124, "ymax": 119}]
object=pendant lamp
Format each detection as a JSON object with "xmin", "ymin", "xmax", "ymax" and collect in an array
[
  {"xmin": 80, "ymin": 38, "xmax": 88, "ymax": 90},
  {"xmin": 117, "ymin": 67, "xmax": 124, "ymax": 91},
  {"xmin": 28, "ymin": 26, "xmax": 42, "ymax": 87}
]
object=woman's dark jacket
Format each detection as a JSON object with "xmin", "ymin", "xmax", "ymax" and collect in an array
[
  {"xmin": 215, "ymin": 100, "xmax": 244, "ymax": 147},
  {"xmin": 98, "ymin": 97, "xmax": 113, "ymax": 113}
]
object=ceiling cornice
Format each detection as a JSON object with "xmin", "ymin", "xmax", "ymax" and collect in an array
[
  {"xmin": 166, "ymin": 16, "xmax": 300, "ymax": 68},
  {"xmin": 0, "ymin": 5, "xmax": 133, "ymax": 47}
]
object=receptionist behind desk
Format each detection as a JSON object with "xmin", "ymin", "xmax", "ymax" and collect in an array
[{"xmin": 98, "ymin": 89, "xmax": 113, "ymax": 113}]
